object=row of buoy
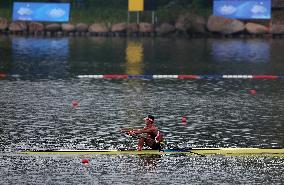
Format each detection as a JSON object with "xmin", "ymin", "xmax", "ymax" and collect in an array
[
  {"xmin": 0, "ymin": 73, "xmax": 281, "ymax": 80},
  {"xmin": 71, "ymin": 99, "xmax": 190, "ymax": 124},
  {"xmin": 70, "ymin": 88, "xmax": 257, "ymax": 124},
  {"xmin": 71, "ymin": 100, "xmax": 190, "ymax": 123},
  {"xmin": 77, "ymin": 75, "xmax": 284, "ymax": 79}
]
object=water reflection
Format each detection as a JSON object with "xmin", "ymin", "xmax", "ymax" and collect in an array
[
  {"xmin": 11, "ymin": 37, "xmax": 69, "ymax": 78},
  {"xmin": 211, "ymin": 39, "xmax": 270, "ymax": 63},
  {"xmin": 69, "ymin": 37, "xmax": 127, "ymax": 75},
  {"xmin": 1, "ymin": 36, "xmax": 284, "ymax": 77},
  {"xmin": 0, "ymin": 36, "xmax": 12, "ymax": 73},
  {"xmin": 125, "ymin": 40, "xmax": 144, "ymax": 75},
  {"xmin": 12, "ymin": 37, "xmax": 69, "ymax": 61},
  {"xmin": 138, "ymin": 155, "xmax": 162, "ymax": 169}
]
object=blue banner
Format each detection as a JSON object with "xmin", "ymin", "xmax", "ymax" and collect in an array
[
  {"xmin": 213, "ymin": 0, "xmax": 271, "ymax": 19},
  {"xmin": 13, "ymin": 2, "xmax": 70, "ymax": 22}
]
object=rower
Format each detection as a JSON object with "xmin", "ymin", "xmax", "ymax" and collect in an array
[{"xmin": 126, "ymin": 115, "xmax": 164, "ymax": 151}]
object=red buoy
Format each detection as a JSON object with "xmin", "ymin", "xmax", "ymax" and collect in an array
[
  {"xmin": 249, "ymin": 89, "xmax": 257, "ymax": 95},
  {"xmin": 182, "ymin": 116, "xmax": 187, "ymax": 124},
  {"xmin": 82, "ymin": 159, "xmax": 89, "ymax": 165},
  {"xmin": 72, "ymin": 100, "xmax": 78, "ymax": 108},
  {"xmin": 0, "ymin": 73, "xmax": 6, "ymax": 78}
]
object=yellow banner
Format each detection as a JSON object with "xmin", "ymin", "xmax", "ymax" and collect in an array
[{"xmin": 128, "ymin": 0, "xmax": 144, "ymax": 11}]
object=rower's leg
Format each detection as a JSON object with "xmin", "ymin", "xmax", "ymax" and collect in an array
[
  {"xmin": 145, "ymin": 138, "xmax": 156, "ymax": 149},
  {"xmin": 138, "ymin": 138, "xmax": 145, "ymax": 151}
]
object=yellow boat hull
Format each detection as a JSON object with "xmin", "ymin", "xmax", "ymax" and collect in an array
[{"xmin": 18, "ymin": 148, "xmax": 284, "ymax": 156}]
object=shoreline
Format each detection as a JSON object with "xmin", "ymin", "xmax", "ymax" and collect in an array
[
  {"xmin": 1, "ymin": 15, "xmax": 284, "ymax": 39},
  {"xmin": 0, "ymin": 29, "xmax": 283, "ymax": 39}
]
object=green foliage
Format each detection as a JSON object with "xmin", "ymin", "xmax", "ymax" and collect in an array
[
  {"xmin": 191, "ymin": 0, "xmax": 212, "ymax": 9},
  {"xmin": 71, "ymin": 8, "xmax": 127, "ymax": 23},
  {"xmin": 0, "ymin": 8, "xmax": 10, "ymax": 18}
]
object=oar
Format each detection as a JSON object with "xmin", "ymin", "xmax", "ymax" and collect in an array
[
  {"xmin": 182, "ymin": 148, "xmax": 206, "ymax": 157},
  {"xmin": 188, "ymin": 150, "xmax": 206, "ymax": 157},
  {"xmin": 120, "ymin": 128, "xmax": 142, "ymax": 140},
  {"xmin": 120, "ymin": 128, "xmax": 133, "ymax": 133},
  {"xmin": 120, "ymin": 128, "xmax": 141, "ymax": 134},
  {"xmin": 162, "ymin": 148, "xmax": 205, "ymax": 157}
]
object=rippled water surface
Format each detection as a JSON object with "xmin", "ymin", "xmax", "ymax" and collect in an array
[
  {"xmin": 1, "ymin": 154, "xmax": 284, "ymax": 185},
  {"xmin": 0, "ymin": 79, "xmax": 284, "ymax": 151},
  {"xmin": 0, "ymin": 36, "xmax": 284, "ymax": 184}
]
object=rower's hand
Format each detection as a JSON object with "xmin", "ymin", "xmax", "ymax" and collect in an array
[{"xmin": 127, "ymin": 130, "xmax": 135, "ymax": 135}]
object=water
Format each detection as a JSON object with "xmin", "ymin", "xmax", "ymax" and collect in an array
[
  {"xmin": 1, "ymin": 36, "xmax": 284, "ymax": 77},
  {"xmin": 1, "ymin": 154, "xmax": 284, "ymax": 185},
  {"xmin": 0, "ymin": 36, "xmax": 284, "ymax": 184}
]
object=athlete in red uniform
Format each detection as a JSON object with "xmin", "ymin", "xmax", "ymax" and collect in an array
[{"xmin": 127, "ymin": 115, "xmax": 163, "ymax": 151}]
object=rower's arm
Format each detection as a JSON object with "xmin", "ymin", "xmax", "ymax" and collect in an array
[
  {"xmin": 121, "ymin": 128, "xmax": 144, "ymax": 135},
  {"xmin": 132, "ymin": 127, "xmax": 156, "ymax": 134},
  {"xmin": 121, "ymin": 128, "xmax": 140, "ymax": 132}
]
